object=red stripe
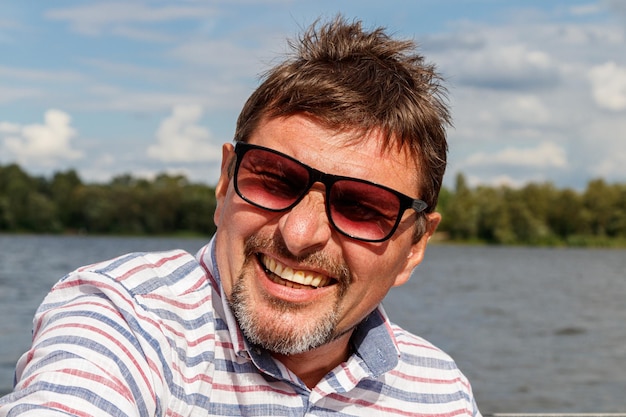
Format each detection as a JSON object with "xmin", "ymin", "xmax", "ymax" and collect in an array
[
  {"xmin": 211, "ymin": 382, "xmax": 300, "ymax": 397},
  {"xmin": 396, "ymin": 338, "xmax": 441, "ymax": 351},
  {"xmin": 170, "ymin": 361, "xmax": 298, "ymax": 397},
  {"xmin": 116, "ymin": 251, "xmax": 189, "ymax": 282},
  {"xmin": 156, "ymin": 320, "xmax": 216, "ymax": 347},
  {"xmin": 327, "ymin": 392, "xmax": 470, "ymax": 417},
  {"xmin": 340, "ymin": 361, "xmax": 359, "ymax": 385},
  {"xmin": 20, "ymin": 366, "xmax": 133, "ymax": 402},
  {"xmin": 165, "ymin": 408, "xmax": 186, "ymax": 417},
  {"xmin": 41, "ymin": 401, "xmax": 99, "ymax": 417},
  {"xmin": 37, "ymin": 322, "xmax": 157, "ymax": 404},
  {"xmin": 179, "ymin": 274, "xmax": 211, "ymax": 296},
  {"xmin": 171, "ymin": 361, "xmax": 213, "ymax": 384},
  {"xmin": 389, "ymin": 369, "xmax": 464, "ymax": 385},
  {"xmin": 37, "ymin": 278, "xmax": 217, "ymax": 355},
  {"xmin": 141, "ymin": 292, "xmax": 212, "ymax": 310}
]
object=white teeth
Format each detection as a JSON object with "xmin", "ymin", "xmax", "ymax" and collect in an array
[
  {"xmin": 310, "ymin": 276, "xmax": 324, "ymax": 287},
  {"xmin": 261, "ymin": 255, "xmax": 330, "ymax": 288}
]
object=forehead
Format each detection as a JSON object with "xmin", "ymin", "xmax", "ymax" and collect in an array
[{"xmin": 246, "ymin": 115, "xmax": 420, "ymax": 196}]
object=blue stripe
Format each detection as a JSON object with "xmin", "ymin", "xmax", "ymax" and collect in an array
[
  {"xmin": 400, "ymin": 352, "xmax": 459, "ymax": 370},
  {"xmin": 91, "ymin": 252, "xmax": 145, "ymax": 274},
  {"xmin": 5, "ymin": 381, "xmax": 129, "ymax": 417},
  {"xmin": 119, "ymin": 256, "xmax": 204, "ymax": 294},
  {"xmin": 137, "ymin": 306, "xmax": 214, "ymax": 331},
  {"xmin": 37, "ymin": 290, "xmax": 108, "ymax": 314},
  {"xmin": 42, "ymin": 308, "xmax": 145, "ymax": 358},
  {"xmin": 30, "ymin": 339, "xmax": 150, "ymax": 417},
  {"xmin": 359, "ymin": 378, "xmax": 471, "ymax": 404}
]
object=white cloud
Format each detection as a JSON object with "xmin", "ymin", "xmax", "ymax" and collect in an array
[
  {"xmin": 0, "ymin": 65, "xmax": 84, "ymax": 83},
  {"xmin": 466, "ymin": 174, "xmax": 531, "ymax": 189},
  {"xmin": 438, "ymin": 41, "xmax": 560, "ymax": 90},
  {"xmin": 463, "ymin": 142, "xmax": 567, "ymax": 169},
  {"xmin": 45, "ymin": 2, "xmax": 217, "ymax": 36},
  {"xmin": 0, "ymin": 122, "xmax": 20, "ymax": 133},
  {"xmin": 588, "ymin": 61, "xmax": 626, "ymax": 111},
  {"xmin": 110, "ymin": 26, "xmax": 174, "ymax": 43},
  {"xmin": 0, "ymin": 86, "xmax": 41, "ymax": 104},
  {"xmin": 569, "ymin": 4, "xmax": 603, "ymax": 16},
  {"xmin": 2, "ymin": 109, "xmax": 83, "ymax": 165},
  {"xmin": 170, "ymin": 39, "xmax": 262, "ymax": 74},
  {"xmin": 147, "ymin": 104, "xmax": 222, "ymax": 163},
  {"xmin": 593, "ymin": 152, "xmax": 626, "ymax": 178},
  {"xmin": 500, "ymin": 95, "xmax": 551, "ymax": 126}
]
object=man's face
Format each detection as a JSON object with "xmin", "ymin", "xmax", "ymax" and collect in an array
[{"xmin": 213, "ymin": 114, "xmax": 439, "ymax": 355}]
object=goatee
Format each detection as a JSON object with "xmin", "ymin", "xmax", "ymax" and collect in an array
[{"xmin": 228, "ymin": 234, "xmax": 351, "ymax": 355}]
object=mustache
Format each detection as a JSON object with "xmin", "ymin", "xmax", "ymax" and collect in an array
[{"xmin": 243, "ymin": 233, "xmax": 352, "ymax": 285}]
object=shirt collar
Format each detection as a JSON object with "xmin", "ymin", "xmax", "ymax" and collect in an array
[{"xmin": 351, "ymin": 305, "xmax": 401, "ymax": 377}]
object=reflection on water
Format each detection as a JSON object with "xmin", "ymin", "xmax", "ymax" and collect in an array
[{"xmin": 1, "ymin": 235, "xmax": 625, "ymax": 413}]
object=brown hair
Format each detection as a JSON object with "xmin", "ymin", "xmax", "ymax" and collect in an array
[{"xmin": 234, "ymin": 16, "xmax": 451, "ymax": 239}]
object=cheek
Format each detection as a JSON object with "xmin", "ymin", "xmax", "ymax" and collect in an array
[
  {"xmin": 345, "ymin": 239, "xmax": 411, "ymax": 279},
  {"xmin": 214, "ymin": 197, "xmax": 282, "ymax": 293},
  {"xmin": 216, "ymin": 185, "xmax": 266, "ymax": 231},
  {"xmin": 344, "ymin": 246, "xmax": 407, "ymax": 295},
  {"xmin": 214, "ymin": 196, "xmax": 255, "ymax": 297}
]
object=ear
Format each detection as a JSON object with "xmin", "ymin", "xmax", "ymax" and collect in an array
[
  {"xmin": 213, "ymin": 143, "xmax": 236, "ymax": 227},
  {"xmin": 392, "ymin": 212, "xmax": 441, "ymax": 287}
]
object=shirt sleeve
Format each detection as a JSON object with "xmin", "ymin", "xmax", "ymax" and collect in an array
[{"xmin": 0, "ymin": 269, "xmax": 165, "ymax": 417}]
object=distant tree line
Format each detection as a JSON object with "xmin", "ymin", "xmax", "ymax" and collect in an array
[
  {"xmin": 0, "ymin": 164, "xmax": 217, "ymax": 236},
  {"xmin": 1, "ymin": 163, "xmax": 625, "ymax": 246},
  {"xmin": 438, "ymin": 173, "xmax": 626, "ymax": 247}
]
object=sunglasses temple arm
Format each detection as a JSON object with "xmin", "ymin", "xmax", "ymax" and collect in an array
[{"xmin": 411, "ymin": 199, "xmax": 428, "ymax": 213}]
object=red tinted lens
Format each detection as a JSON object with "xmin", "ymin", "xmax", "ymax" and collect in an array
[
  {"xmin": 236, "ymin": 148, "xmax": 310, "ymax": 210},
  {"xmin": 329, "ymin": 180, "xmax": 401, "ymax": 240}
]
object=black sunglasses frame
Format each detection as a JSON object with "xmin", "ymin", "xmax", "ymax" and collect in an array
[{"xmin": 233, "ymin": 142, "xmax": 428, "ymax": 242}]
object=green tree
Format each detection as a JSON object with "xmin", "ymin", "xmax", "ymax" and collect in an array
[
  {"xmin": 72, "ymin": 185, "xmax": 116, "ymax": 233},
  {"xmin": 0, "ymin": 164, "xmax": 42, "ymax": 231},
  {"xmin": 441, "ymin": 173, "xmax": 478, "ymax": 240},
  {"xmin": 180, "ymin": 184, "xmax": 217, "ymax": 235},
  {"xmin": 23, "ymin": 192, "xmax": 60, "ymax": 232},
  {"xmin": 505, "ymin": 192, "xmax": 551, "ymax": 244},
  {"xmin": 548, "ymin": 188, "xmax": 585, "ymax": 239},
  {"xmin": 583, "ymin": 179, "xmax": 618, "ymax": 236},
  {"xmin": 474, "ymin": 186, "xmax": 514, "ymax": 244},
  {"xmin": 50, "ymin": 169, "xmax": 83, "ymax": 229}
]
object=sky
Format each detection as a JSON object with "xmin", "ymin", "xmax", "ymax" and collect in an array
[{"xmin": 1, "ymin": 0, "xmax": 625, "ymax": 190}]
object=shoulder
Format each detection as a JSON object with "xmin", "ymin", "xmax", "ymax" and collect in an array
[
  {"xmin": 389, "ymin": 323, "xmax": 474, "ymax": 395},
  {"xmin": 80, "ymin": 249, "xmax": 204, "ymax": 292},
  {"xmin": 41, "ymin": 248, "xmax": 215, "ymax": 326},
  {"xmin": 35, "ymin": 248, "xmax": 218, "ymax": 365},
  {"xmin": 392, "ymin": 324, "xmax": 458, "ymax": 366},
  {"xmin": 368, "ymin": 321, "xmax": 480, "ymax": 414},
  {"xmin": 50, "ymin": 249, "xmax": 209, "ymax": 300}
]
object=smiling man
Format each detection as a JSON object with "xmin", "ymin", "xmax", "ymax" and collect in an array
[{"xmin": 0, "ymin": 16, "xmax": 481, "ymax": 417}]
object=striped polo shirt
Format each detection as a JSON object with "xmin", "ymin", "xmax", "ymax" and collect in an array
[{"xmin": 0, "ymin": 238, "xmax": 481, "ymax": 417}]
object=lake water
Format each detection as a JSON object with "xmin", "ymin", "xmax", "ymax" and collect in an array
[{"xmin": 0, "ymin": 234, "xmax": 625, "ymax": 414}]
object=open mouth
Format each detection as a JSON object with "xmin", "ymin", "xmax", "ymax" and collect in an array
[{"xmin": 260, "ymin": 254, "xmax": 333, "ymax": 289}]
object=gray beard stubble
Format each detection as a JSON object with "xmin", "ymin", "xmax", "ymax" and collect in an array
[{"xmin": 228, "ymin": 234, "xmax": 351, "ymax": 355}]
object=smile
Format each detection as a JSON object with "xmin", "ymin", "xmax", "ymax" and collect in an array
[{"xmin": 260, "ymin": 254, "xmax": 332, "ymax": 289}]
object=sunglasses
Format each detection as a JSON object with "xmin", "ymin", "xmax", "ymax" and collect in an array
[{"xmin": 233, "ymin": 142, "xmax": 428, "ymax": 243}]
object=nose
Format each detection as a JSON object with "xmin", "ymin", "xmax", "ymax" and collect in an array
[{"xmin": 277, "ymin": 187, "xmax": 332, "ymax": 256}]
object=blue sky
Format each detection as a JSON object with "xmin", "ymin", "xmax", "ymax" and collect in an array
[{"xmin": 1, "ymin": 0, "xmax": 625, "ymax": 190}]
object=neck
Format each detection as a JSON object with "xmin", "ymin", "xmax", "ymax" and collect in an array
[{"xmin": 272, "ymin": 331, "xmax": 353, "ymax": 389}]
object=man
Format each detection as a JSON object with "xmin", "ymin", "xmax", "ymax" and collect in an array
[{"xmin": 0, "ymin": 16, "xmax": 481, "ymax": 416}]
